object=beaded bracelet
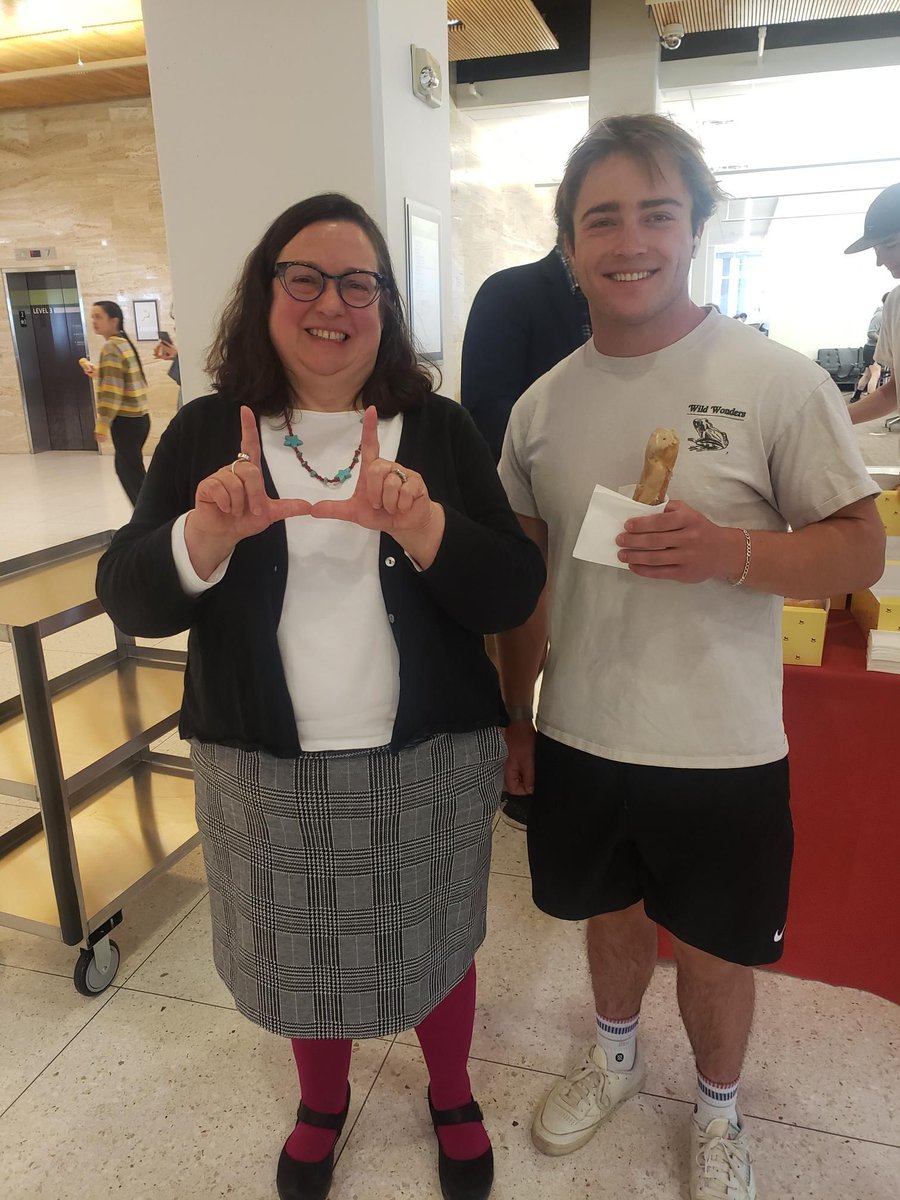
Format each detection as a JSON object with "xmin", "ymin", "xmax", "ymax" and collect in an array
[{"xmin": 731, "ymin": 528, "xmax": 752, "ymax": 587}]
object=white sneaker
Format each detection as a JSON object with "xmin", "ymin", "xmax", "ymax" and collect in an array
[
  {"xmin": 531, "ymin": 1042, "xmax": 646, "ymax": 1156},
  {"xmin": 690, "ymin": 1115, "xmax": 757, "ymax": 1200}
]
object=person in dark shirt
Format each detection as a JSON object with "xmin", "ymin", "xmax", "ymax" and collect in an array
[
  {"xmin": 461, "ymin": 245, "xmax": 591, "ymax": 463},
  {"xmin": 461, "ymin": 246, "xmax": 590, "ymax": 830}
]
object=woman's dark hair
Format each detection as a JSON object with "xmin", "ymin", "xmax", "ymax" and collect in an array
[
  {"xmin": 93, "ymin": 300, "xmax": 146, "ymax": 383},
  {"xmin": 554, "ymin": 113, "xmax": 726, "ymax": 247},
  {"xmin": 207, "ymin": 193, "xmax": 435, "ymax": 417}
]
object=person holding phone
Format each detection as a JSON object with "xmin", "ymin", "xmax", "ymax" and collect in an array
[
  {"xmin": 154, "ymin": 330, "xmax": 182, "ymax": 409},
  {"xmin": 96, "ymin": 193, "xmax": 545, "ymax": 1200}
]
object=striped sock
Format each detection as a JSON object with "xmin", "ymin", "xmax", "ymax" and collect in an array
[
  {"xmin": 695, "ymin": 1071, "xmax": 740, "ymax": 1128},
  {"xmin": 595, "ymin": 1013, "xmax": 639, "ymax": 1072}
]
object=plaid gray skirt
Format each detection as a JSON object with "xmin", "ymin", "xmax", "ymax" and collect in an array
[{"xmin": 191, "ymin": 727, "xmax": 504, "ymax": 1039}]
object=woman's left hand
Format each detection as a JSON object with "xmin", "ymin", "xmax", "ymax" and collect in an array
[{"xmin": 308, "ymin": 405, "xmax": 445, "ymax": 568}]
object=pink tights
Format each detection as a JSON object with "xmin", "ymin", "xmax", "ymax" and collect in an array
[{"xmin": 285, "ymin": 964, "xmax": 488, "ymax": 1163}]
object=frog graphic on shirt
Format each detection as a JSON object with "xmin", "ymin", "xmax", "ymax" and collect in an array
[{"xmin": 688, "ymin": 418, "xmax": 729, "ymax": 452}]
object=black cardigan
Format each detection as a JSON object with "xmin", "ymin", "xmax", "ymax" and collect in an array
[{"xmin": 96, "ymin": 392, "xmax": 545, "ymax": 757}]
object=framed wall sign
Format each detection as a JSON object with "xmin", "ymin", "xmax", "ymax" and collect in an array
[
  {"xmin": 404, "ymin": 199, "xmax": 442, "ymax": 361},
  {"xmin": 133, "ymin": 298, "xmax": 160, "ymax": 341}
]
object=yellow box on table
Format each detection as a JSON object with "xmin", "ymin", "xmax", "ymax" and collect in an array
[
  {"xmin": 851, "ymin": 563, "xmax": 900, "ymax": 637},
  {"xmin": 875, "ymin": 490, "xmax": 900, "ymax": 535},
  {"xmin": 782, "ymin": 598, "xmax": 830, "ymax": 666}
]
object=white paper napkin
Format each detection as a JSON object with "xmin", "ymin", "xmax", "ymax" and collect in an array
[
  {"xmin": 872, "ymin": 562, "xmax": 900, "ymax": 597},
  {"xmin": 572, "ymin": 483, "xmax": 666, "ymax": 570}
]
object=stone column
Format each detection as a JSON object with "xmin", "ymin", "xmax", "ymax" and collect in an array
[{"xmin": 589, "ymin": 0, "xmax": 660, "ymax": 123}]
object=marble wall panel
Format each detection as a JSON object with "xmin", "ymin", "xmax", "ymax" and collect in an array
[
  {"xmin": 448, "ymin": 103, "xmax": 557, "ymax": 399},
  {"xmin": 1, "ymin": 95, "xmax": 559, "ymax": 450},
  {"xmin": 0, "ymin": 98, "xmax": 176, "ymax": 455}
]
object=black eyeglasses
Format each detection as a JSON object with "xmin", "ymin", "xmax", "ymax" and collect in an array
[{"xmin": 273, "ymin": 261, "xmax": 386, "ymax": 308}]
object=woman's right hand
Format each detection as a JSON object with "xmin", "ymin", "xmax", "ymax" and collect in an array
[{"xmin": 184, "ymin": 405, "xmax": 311, "ymax": 580}]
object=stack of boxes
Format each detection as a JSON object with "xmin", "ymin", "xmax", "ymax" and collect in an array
[
  {"xmin": 780, "ymin": 487, "xmax": 900, "ymax": 668},
  {"xmin": 851, "ymin": 501, "xmax": 900, "ymax": 671}
]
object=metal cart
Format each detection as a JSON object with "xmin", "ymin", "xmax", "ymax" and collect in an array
[{"xmin": 0, "ymin": 532, "xmax": 198, "ymax": 994}]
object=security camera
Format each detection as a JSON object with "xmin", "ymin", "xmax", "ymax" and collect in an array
[{"xmin": 660, "ymin": 23, "xmax": 684, "ymax": 51}]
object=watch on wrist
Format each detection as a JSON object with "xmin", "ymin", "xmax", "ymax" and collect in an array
[{"xmin": 506, "ymin": 704, "xmax": 534, "ymax": 722}]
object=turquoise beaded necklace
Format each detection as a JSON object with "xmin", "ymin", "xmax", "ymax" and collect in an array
[{"xmin": 283, "ymin": 410, "xmax": 362, "ymax": 488}]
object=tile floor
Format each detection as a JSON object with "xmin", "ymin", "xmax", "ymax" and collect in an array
[{"xmin": 1, "ymin": 432, "xmax": 899, "ymax": 1199}]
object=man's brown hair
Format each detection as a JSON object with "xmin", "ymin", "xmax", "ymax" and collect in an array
[{"xmin": 555, "ymin": 113, "xmax": 726, "ymax": 246}]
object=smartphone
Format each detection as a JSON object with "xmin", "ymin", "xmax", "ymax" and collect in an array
[{"xmin": 159, "ymin": 331, "xmax": 173, "ymax": 345}]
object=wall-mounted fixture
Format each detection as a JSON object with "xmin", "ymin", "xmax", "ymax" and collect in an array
[
  {"xmin": 411, "ymin": 45, "xmax": 442, "ymax": 109},
  {"xmin": 659, "ymin": 22, "xmax": 684, "ymax": 51}
]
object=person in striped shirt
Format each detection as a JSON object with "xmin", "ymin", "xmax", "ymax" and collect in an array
[{"xmin": 81, "ymin": 301, "xmax": 150, "ymax": 505}]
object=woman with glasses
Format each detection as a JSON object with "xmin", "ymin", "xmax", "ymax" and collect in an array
[{"xmin": 96, "ymin": 193, "xmax": 545, "ymax": 1200}]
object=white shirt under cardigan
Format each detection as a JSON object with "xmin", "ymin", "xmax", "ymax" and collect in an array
[{"xmin": 172, "ymin": 410, "xmax": 403, "ymax": 751}]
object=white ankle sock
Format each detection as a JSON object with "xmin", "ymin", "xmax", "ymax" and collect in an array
[
  {"xmin": 595, "ymin": 1013, "xmax": 639, "ymax": 1072},
  {"xmin": 695, "ymin": 1071, "xmax": 740, "ymax": 1128}
]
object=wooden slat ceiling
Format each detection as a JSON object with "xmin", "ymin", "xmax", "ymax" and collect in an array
[
  {"xmin": 1, "ymin": 1, "xmax": 896, "ymax": 111},
  {"xmin": 448, "ymin": 0, "xmax": 559, "ymax": 61},
  {"xmin": 0, "ymin": 64, "xmax": 149, "ymax": 110},
  {"xmin": 0, "ymin": 21, "xmax": 147, "ymax": 110},
  {"xmin": 647, "ymin": 0, "xmax": 900, "ymax": 35}
]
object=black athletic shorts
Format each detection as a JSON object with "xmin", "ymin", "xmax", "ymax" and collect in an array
[{"xmin": 528, "ymin": 732, "xmax": 793, "ymax": 967}]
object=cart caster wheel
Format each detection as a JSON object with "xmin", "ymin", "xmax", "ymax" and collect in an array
[{"xmin": 73, "ymin": 939, "xmax": 120, "ymax": 995}]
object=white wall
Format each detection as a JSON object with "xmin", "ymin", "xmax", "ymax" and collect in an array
[
  {"xmin": 374, "ymin": 0, "xmax": 453, "ymax": 394},
  {"xmin": 759, "ymin": 212, "xmax": 891, "ymax": 359},
  {"xmin": 142, "ymin": 0, "xmax": 380, "ymax": 405},
  {"xmin": 142, "ymin": 0, "xmax": 452, "ymax": 405}
]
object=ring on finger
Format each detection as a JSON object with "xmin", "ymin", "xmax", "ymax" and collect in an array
[
  {"xmin": 230, "ymin": 452, "xmax": 252, "ymax": 476},
  {"xmin": 391, "ymin": 467, "xmax": 409, "ymax": 485}
]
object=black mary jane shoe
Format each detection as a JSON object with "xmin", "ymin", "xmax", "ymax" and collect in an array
[
  {"xmin": 276, "ymin": 1085, "xmax": 351, "ymax": 1200},
  {"xmin": 428, "ymin": 1088, "xmax": 494, "ymax": 1200}
]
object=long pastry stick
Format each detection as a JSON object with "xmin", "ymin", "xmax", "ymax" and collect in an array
[{"xmin": 632, "ymin": 428, "xmax": 679, "ymax": 505}]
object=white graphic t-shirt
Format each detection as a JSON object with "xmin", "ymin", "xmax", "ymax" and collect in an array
[{"xmin": 500, "ymin": 309, "xmax": 879, "ymax": 769}]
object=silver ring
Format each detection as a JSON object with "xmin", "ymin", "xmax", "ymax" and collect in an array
[
  {"xmin": 230, "ymin": 452, "xmax": 251, "ymax": 475},
  {"xmin": 391, "ymin": 467, "xmax": 409, "ymax": 485}
]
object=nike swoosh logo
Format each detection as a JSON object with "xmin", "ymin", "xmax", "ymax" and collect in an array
[{"xmin": 773, "ymin": 927, "xmax": 785, "ymax": 942}]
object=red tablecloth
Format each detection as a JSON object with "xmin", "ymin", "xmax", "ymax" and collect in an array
[
  {"xmin": 659, "ymin": 611, "xmax": 900, "ymax": 1004},
  {"xmin": 777, "ymin": 609, "xmax": 899, "ymax": 1003}
]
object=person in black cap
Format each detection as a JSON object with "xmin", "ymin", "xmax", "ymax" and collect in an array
[{"xmin": 844, "ymin": 183, "xmax": 900, "ymax": 426}]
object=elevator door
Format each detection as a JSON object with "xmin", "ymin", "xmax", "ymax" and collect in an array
[{"xmin": 6, "ymin": 270, "xmax": 96, "ymax": 451}]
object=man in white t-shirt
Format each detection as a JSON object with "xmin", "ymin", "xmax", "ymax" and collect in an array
[
  {"xmin": 845, "ymin": 183, "xmax": 900, "ymax": 427},
  {"xmin": 497, "ymin": 114, "xmax": 885, "ymax": 1200}
]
